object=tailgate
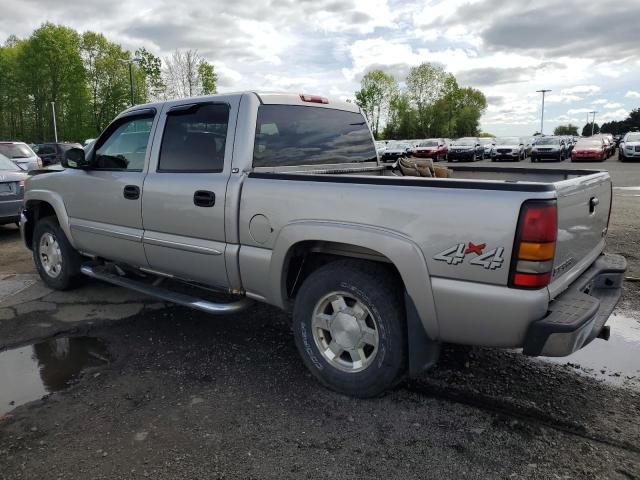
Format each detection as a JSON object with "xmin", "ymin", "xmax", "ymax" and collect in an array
[{"xmin": 549, "ymin": 172, "xmax": 611, "ymax": 296}]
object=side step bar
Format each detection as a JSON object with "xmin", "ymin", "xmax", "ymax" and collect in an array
[{"xmin": 80, "ymin": 265, "xmax": 253, "ymax": 315}]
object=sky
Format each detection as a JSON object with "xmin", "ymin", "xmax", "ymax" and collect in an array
[{"xmin": 2, "ymin": 0, "xmax": 639, "ymax": 136}]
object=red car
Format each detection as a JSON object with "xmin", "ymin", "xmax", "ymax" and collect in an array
[
  {"xmin": 412, "ymin": 138, "xmax": 449, "ymax": 161},
  {"xmin": 571, "ymin": 139, "xmax": 606, "ymax": 162}
]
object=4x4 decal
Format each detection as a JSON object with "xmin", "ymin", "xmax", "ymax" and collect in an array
[{"xmin": 434, "ymin": 242, "xmax": 505, "ymax": 270}]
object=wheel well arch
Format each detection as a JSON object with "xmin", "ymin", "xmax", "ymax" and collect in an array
[
  {"xmin": 283, "ymin": 240, "xmax": 401, "ymax": 301},
  {"xmin": 23, "ymin": 200, "xmax": 58, "ymax": 249}
]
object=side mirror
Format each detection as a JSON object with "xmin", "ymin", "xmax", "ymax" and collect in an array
[{"xmin": 63, "ymin": 147, "xmax": 89, "ymax": 169}]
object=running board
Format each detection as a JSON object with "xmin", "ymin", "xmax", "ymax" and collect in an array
[{"xmin": 80, "ymin": 265, "xmax": 253, "ymax": 315}]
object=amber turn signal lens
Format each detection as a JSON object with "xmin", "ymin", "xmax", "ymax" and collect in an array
[{"xmin": 518, "ymin": 242, "xmax": 555, "ymax": 261}]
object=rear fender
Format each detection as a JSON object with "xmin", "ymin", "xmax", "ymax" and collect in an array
[{"xmin": 270, "ymin": 221, "xmax": 440, "ymax": 340}]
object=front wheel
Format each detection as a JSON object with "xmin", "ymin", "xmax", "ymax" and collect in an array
[
  {"xmin": 32, "ymin": 217, "xmax": 82, "ymax": 290},
  {"xmin": 292, "ymin": 260, "xmax": 407, "ymax": 398}
]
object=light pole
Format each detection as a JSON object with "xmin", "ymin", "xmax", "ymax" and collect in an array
[
  {"xmin": 121, "ymin": 57, "xmax": 141, "ymax": 106},
  {"xmin": 536, "ymin": 89, "xmax": 552, "ymax": 135},
  {"xmin": 590, "ymin": 111, "xmax": 598, "ymax": 136},
  {"xmin": 51, "ymin": 101, "xmax": 58, "ymax": 142}
]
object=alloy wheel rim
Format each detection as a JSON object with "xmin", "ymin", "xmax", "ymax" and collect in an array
[
  {"xmin": 39, "ymin": 232, "xmax": 63, "ymax": 278},
  {"xmin": 311, "ymin": 291, "xmax": 379, "ymax": 373}
]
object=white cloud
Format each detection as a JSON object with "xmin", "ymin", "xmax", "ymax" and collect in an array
[
  {"xmin": 592, "ymin": 99, "xmax": 608, "ymax": 105},
  {"xmin": 545, "ymin": 94, "xmax": 582, "ymax": 104},
  {"xmin": 598, "ymin": 109, "xmax": 629, "ymax": 122},
  {"xmin": 561, "ymin": 85, "xmax": 601, "ymax": 95},
  {"xmin": 603, "ymin": 102, "xmax": 623, "ymax": 109},
  {"xmin": 567, "ymin": 108, "xmax": 593, "ymax": 115},
  {"xmin": 625, "ymin": 91, "xmax": 640, "ymax": 98}
]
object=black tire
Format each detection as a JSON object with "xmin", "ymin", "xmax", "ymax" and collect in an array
[
  {"xmin": 619, "ymin": 152, "xmax": 626, "ymax": 162},
  {"xmin": 32, "ymin": 216, "xmax": 82, "ymax": 290},
  {"xmin": 292, "ymin": 260, "xmax": 407, "ymax": 398}
]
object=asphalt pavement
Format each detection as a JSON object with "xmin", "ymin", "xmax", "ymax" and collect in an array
[{"xmin": 0, "ymin": 153, "xmax": 639, "ymax": 479}]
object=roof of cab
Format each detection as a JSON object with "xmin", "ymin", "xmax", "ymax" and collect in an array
[{"xmin": 120, "ymin": 91, "xmax": 361, "ymax": 116}]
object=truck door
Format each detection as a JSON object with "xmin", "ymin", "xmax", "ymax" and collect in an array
[
  {"xmin": 65, "ymin": 109, "xmax": 157, "ymax": 267},
  {"xmin": 141, "ymin": 100, "xmax": 235, "ymax": 288}
]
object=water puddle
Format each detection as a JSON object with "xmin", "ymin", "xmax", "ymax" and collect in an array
[
  {"xmin": 0, "ymin": 337, "xmax": 110, "ymax": 416},
  {"xmin": 541, "ymin": 311, "xmax": 640, "ymax": 389}
]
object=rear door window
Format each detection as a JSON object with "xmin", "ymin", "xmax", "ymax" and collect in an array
[
  {"xmin": 253, "ymin": 106, "xmax": 376, "ymax": 168},
  {"xmin": 158, "ymin": 103, "xmax": 229, "ymax": 173}
]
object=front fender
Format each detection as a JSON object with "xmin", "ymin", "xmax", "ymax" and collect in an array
[
  {"xmin": 24, "ymin": 189, "xmax": 76, "ymax": 249},
  {"xmin": 270, "ymin": 220, "xmax": 440, "ymax": 340}
]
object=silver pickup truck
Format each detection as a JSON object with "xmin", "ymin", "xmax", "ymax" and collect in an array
[{"xmin": 20, "ymin": 92, "xmax": 626, "ymax": 397}]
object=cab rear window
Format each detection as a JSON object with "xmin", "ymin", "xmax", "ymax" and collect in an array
[{"xmin": 252, "ymin": 105, "xmax": 376, "ymax": 168}]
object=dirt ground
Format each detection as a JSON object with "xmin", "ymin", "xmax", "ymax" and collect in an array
[{"xmin": 0, "ymin": 155, "xmax": 639, "ymax": 479}]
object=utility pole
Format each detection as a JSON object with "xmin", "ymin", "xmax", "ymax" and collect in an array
[
  {"xmin": 51, "ymin": 101, "xmax": 58, "ymax": 142},
  {"xmin": 590, "ymin": 111, "xmax": 598, "ymax": 136},
  {"xmin": 121, "ymin": 57, "xmax": 141, "ymax": 107},
  {"xmin": 536, "ymin": 89, "xmax": 551, "ymax": 135}
]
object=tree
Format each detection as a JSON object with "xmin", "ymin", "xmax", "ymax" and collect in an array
[
  {"xmin": 163, "ymin": 49, "xmax": 218, "ymax": 99},
  {"xmin": 354, "ymin": 70, "xmax": 397, "ymax": 138},
  {"xmin": 406, "ymin": 63, "xmax": 458, "ymax": 138},
  {"xmin": 198, "ymin": 62, "xmax": 218, "ymax": 95},
  {"xmin": 135, "ymin": 47, "xmax": 165, "ymax": 101},
  {"xmin": 554, "ymin": 124, "xmax": 579, "ymax": 136},
  {"xmin": 81, "ymin": 31, "xmax": 131, "ymax": 134},
  {"xmin": 582, "ymin": 123, "xmax": 600, "ymax": 136},
  {"xmin": 18, "ymin": 23, "xmax": 89, "ymax": 142},
  {"xmin": 601, "ymin": 108, "xmax": 640, "ymax": 135}
]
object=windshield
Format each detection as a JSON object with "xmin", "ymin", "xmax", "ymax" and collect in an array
[
  {"xmin": 453, "ymin": 138, "xmax": 476, "ymax": 146},
  {"xmin": 626, "ymin": 133, "xmax": 640, "ymax": 142},
  {"xmin": 495, "ymin": 137, "xmax": 520, "ymax": 145},
  {"xmin": 389, "ymin": 142, "xmax": 409, "ymax": 149},
  {"xmin": 0, "ymin": 143, "xmax": 34, "ymax": 159},
  {"xmin": 418, "ymin": 140, "xmax": 439, "ymax": 147},
  {"xmin": 535, "ymin": 137, "xmax": 559, "ymax": 145},
  {"xmin": 0, "ymin": 153, "xmax": 20, "ymax": 171},
  {"xmin": 479, "ymin": 138, "xmax": 493, "ymax": 145}
]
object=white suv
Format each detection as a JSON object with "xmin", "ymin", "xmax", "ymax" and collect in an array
[{"xmin": 619, "ymin": 132, "xmax": 640, "ymax": 161}]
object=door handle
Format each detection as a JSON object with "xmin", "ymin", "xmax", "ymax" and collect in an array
[
  {"xmin": 123, "ymin": 185, "xmax": 140, "ymax": 200},
  {"xmin": 193, "ymin": 190, "xmax": 215, "ymax": 207}
]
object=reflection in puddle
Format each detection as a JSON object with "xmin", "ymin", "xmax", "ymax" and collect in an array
[
  {"xmin": 542, "ymin": 311, "xmax": 640, "ymax": 389},
  {"xmin": 0, "ymin": 337, "xmax": 110, "ymax": 416}
]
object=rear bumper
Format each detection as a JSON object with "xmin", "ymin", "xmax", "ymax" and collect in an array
[
  {"xmin": 0, "ymin": 199, "xmax": 23, "ymax": 224},
  {"xmin": 523, "ymin": 254, "xmax": 626, "ymax": 357}
]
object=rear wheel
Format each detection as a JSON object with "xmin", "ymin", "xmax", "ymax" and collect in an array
[
  {"xmin": 32, "ymin": 217, "xmax": 82, "ymax": 290},
  {"xmin": 292, "ymin": 260, "xmax": 407, "ymax": 398}
]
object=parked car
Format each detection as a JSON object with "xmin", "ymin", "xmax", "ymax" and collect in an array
[
  {"xmin": 571, "ymin": 138, "xmax": 606, "ymax": 162},
  {"xmin": 619, "ymin": 132, "xmax": 640, "ymax": 162},
  {"xmin": 380, "ymin": 141, "xmax": 411, "ymax": 162},
  {"xmin": 20, "ymin": 91, "xmax": 626, "ymax": 397},
  {"xmin": 479, "ymin": 138, "xmax": 495, "ymax": 159},
  {"xmin": 374, "ymin": 141, "xmax": 387, "ymax": 157},
  {"xmin": 490, "ymin": 137, "xmax": 525, "ymax": 161},
  {"xmin": 412, "ymin": 138, "xmax": 449, "ymax": 161},
  {"xmin": 32, "ymin": 142, "xmax": 83, "ymax": 166},
  {"xmin": 531, "ymin": 136, "xmax": 567, "ymax": 162},
  {"xmin": 521, "ymin": 137, "xmax": 534, "ymax": 157},
  {"xmin": 0, "ymin": 142, "xmax": 42, "ymax": 171},
  {"xmin": 448, "ymin": 137, "xmax": 483, "ymax": 161},
  {"xmin": 0, "ymin": 153, "xmax": 28, "ymax": 225}
]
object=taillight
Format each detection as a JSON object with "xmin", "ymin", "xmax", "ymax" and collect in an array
[
  {"xmin": 37, "ymin": 157, "xmax": 43, "ymax": 168},
  {"xmin": 510, "ymin": 200, "xmax": 557, "ymax": 289},
  {"xmin": 300, "ymin": 94, "xmax": 328, "ymax": 104},
  {"xmin": 19, "ymin": 180, "xmax": 25, "ymax": 187}
]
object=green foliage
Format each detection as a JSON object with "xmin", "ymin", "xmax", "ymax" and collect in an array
[
  {"xmin": 378, "ymin": 62, "xmax": 487, "ymax": 139},
  {"xmin": 198, "ymin": 62, "xmax": 218, "ymax": 95},
  {"xmin": 601, "ymin": 109, "xmax": 640, "ymax": 135},
  {"xmin": 478, "ymin": 132, "xmax": 495, "ymax": 138},
  {"xmin": 354, "ymin": 70, "xmax": 397, "ymax": 138},
  {"xmin": 0, "ymin": 25, "xmax": 219, "ymax": 143},
  {"xmin": 554, "ymin": 124, "xmax": 579, "ymax": 136},
  {"xmin": 582, "ymin": 122, "xmax": 600, "ymax": 136}
]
